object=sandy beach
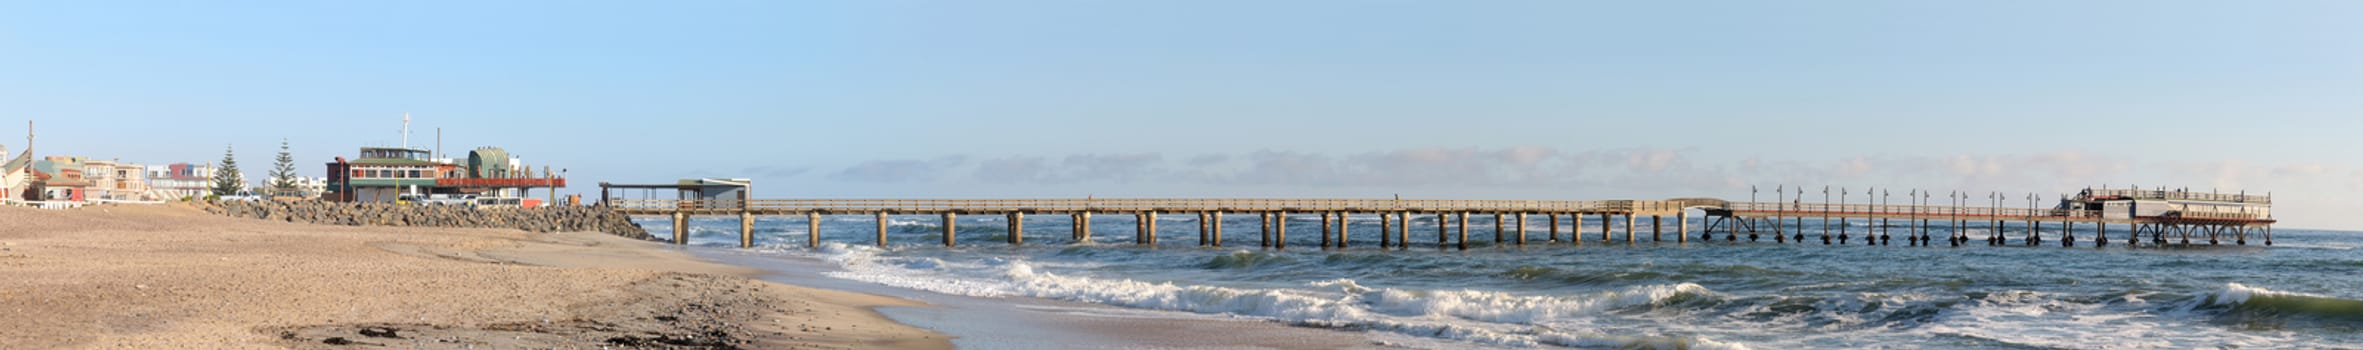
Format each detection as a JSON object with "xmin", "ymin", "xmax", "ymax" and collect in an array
[{"xmin": 0, "ymin": 204, "xmax": 950, "ymax": 349}]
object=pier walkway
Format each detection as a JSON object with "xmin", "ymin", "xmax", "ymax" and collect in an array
[{"xmin": 600, "ymin": 195, "xmax": 2276, "ymax": 250}]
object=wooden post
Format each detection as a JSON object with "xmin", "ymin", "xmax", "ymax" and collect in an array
[
  {"xmin": 1009, "ymin": 213, "xmax": 1024, "ymax": 244},
  {"xmin": 875, "ymin": 212, "xmax": 888, "ymax": 247},
  {"xmin": 1145, "ymin": 212, "xmax": 1158, "ymax": 246},
  {"xmin": 1515, "ymin": 213, "xmax": 1527, "ymax": 245},
  {"xmin": 808, "ymin": 212, "xmax": 821, "ymax": 248},
  {"xmin": 1080, "ymin": 212, "xmax": 1093, "ymax": 242},
  {"xmin": 942, "ymin": 213, "xmax": 957, "ymax": 247},
  {"xmin": 1380, "ymin": 212, "xmax": 1392, "ymax": 248},
  {"xmin": 1457, "ymin": 212, "xmax": 1469, "ymax": 251},
  {"xmin": 672, "ymin": 210, "xmax": 688, "ymax": 245}
]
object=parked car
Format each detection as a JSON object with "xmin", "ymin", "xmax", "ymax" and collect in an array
[
  {"xmin": 218, "ymin": 190, "xmax": 265, "ymax": 202},
  {"xmin": 422, "ymin": 194, "xmax": 477, "ymax": 206}
]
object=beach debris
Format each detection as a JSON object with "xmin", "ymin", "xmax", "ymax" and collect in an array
[{"xmin": 357, "ymin": 327, "xmax": 401, "ymax": 339}]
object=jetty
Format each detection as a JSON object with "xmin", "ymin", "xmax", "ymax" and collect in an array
[{"xmin": 600, "ymin": 182, "xmax": 2277, "ymax": 250}]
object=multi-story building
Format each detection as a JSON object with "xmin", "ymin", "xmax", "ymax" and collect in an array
[
  {"xmin": 324, "ymin": 146, "xmax": 563, "ymax": 203},
  {"xmin": 83, "ymin": 159, "xmax": 153, "ymax": 201},
  {"xmin": 146, "ymin": 163, "xmax": 221, "ymax": 200}
]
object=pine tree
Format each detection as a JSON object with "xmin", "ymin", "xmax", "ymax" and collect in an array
[
  {"xmin": 211, "ymin": 144, "xmax": 243, "ymax": 196},
  {"xmin": 269, "ymin": 138, "xmax": 298, "ymax": 193}
]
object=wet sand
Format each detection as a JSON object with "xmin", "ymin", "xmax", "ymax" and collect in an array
[
  {"xmin": 0, "ymin": 204, "xmax": 950, "ymax": 349},
  {"xmin": 695, "ymin": 249, "xmax": 1389, "ymax": 350}
]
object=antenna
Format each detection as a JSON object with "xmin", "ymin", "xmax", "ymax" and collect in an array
[{"xmin": 401, "ymin": 112, "xmax": 412, "ymax": 149}]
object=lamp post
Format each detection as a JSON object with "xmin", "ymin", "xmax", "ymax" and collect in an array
[
  {"xmin": 1821, "ymin": 186, "xmax": 1832, "ymax": 245},
  {"xmin": 1775, "ymin": 185, "xmax": 1786, "ymax": 243},
  {"xmin": 1908, "ymin": 189, "xmax": 1919, "ymax": 246},
  {"xmin": 1839, "ymin": 187, "xmax": 1850, "ymax": 244},
  {"xmin": 1880, "ymin": 188, "xmax": 1891, "ymax": 245}
]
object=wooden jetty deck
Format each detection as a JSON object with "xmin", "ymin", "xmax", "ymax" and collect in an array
[{"xmin": 601, "ymin": 195, "xmax": 2276, "ymax": 250}]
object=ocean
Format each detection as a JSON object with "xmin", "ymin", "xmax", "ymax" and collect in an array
[{"xmin": 641, "ymin": 214, "xmax": 2362, "ymax": 349}]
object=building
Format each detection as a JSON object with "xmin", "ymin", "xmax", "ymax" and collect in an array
[
  {"xmin": 259, "ymin": 176, "xmax": 328, "ymax": 198},
  {"xmin": 27, "ymin": 156, "xmax": 91, "ymax": 202},
  {"xmin": 2060, "ymin": 187, "xmax": 2272, "ymax": 221},
  {"xmin": 146, "ymin": 163, "xmax": 222, "ymax": 200},
  {"xmin": 0, "ymin": 145, "xmax": 27, "ymax": 202},
  {"xmin": 324, "ymin": 146, "xmax": 564, "ymax": 203},
  {"xmin": 84, "ymin": 159, "xmax": 153, "ymax": 201}
]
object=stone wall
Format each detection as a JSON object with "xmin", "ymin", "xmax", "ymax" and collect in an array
[{"xmin": 203, "ymin": 200, "xmax": 653, "ymax": 240}]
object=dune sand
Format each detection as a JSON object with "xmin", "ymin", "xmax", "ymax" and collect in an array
[{"xmin": 0, "ymin": 203, "xmax": 950, "ymax": 349}]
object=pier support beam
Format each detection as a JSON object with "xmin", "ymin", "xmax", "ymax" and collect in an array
[
  {"xmin": 1677, "ymin": 212, "xmax": 1689, "ymax": 243},
  {"xmin": 1009, "ymin": 213, "xmax": 1024, "ymax": 244},
  {"xmin": 1261, "ymin": 213, "xmax": 1272, "ymax": 248},
  {"xmin": 1625, "ymin": 214, "xmax": 1636, "ymax": 244},
  {"xmin": 1338, "ymin": 212, "xmax": 1350, "ymax": 249},
  {"xmin": 1145, "ymin": 212, "xmax": 1158, "ymax": 246},
  {"xmin": 1276, "ymin": 212, "xmax": 1289, "ymax": 250},
  {"xmin": 1380, "ymin": 212, "xmax": 1392, "ymax": 248},
  {"xmin": 942, "ymin": 213, "xmax": 957, "ymax": 247},
  {"xmin": 740, "ymin": 211, "xmax": 754, "ymax": 248},
  {"xmin": 1457, "ymin": 212, "xmax": 1470, "ymax": 251},
  {"xmin": 808, "ymin": 212, "xmax": 822, "ymax": 248},
  {"xmin": 1198, "ymin": 212, "xmax": 1209, "ymax": 246},
  {"xmin": 1651, "ymin": 215, "xmax": 1662, "ymax": 242},
  {"xmin": 1080, "ymin": 212, "xmax": 1093, "ymax": 242},
  {"xmin": 1211, "ymin": 212, "xmax": 1224, "ymax": 247},
  {"xmin": 672, "ymin": 211, "xmax": 688, "ymax": 245},
  {"xmin": 1516, "ymin": 213, "xmax": 1528, "ymax": 246},
  {"xmin": 1601, "ymin": 214, "xmax": 1612, "ymax": 243},
  {"xmin": 1549, "ymin": 214, "xmax": 1561, "ymax": 242},
  {"xmin": 1320, "ymin": 212, "xmax": 1333, "ymax": 248},
  {"xmin": 1493, "ymin": 213, "xmax": 1505, "ymax": 244},
  {"xmin": 1438, "ymin": 213, "xmax": 1449, "ymax": 248},
  {"xmin": 1397, "ymin": 212, "xmax": 1410, "ymax": 249},
  {"xmin": 2098, "ymin": 221, "xmax": 2117, "ymax": 245},
  {"xmin": 875, "ymin": 212, "xmax": 888, "ymax": 247},
  {"xmin": 1571, "ymin": 214, "xmax": 1583, "ymax": 246}
]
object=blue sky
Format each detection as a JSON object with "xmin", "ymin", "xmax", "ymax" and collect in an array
[{"xmin": 3, "ymin": 1, "xmax": 2360, "ymax": 229}]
